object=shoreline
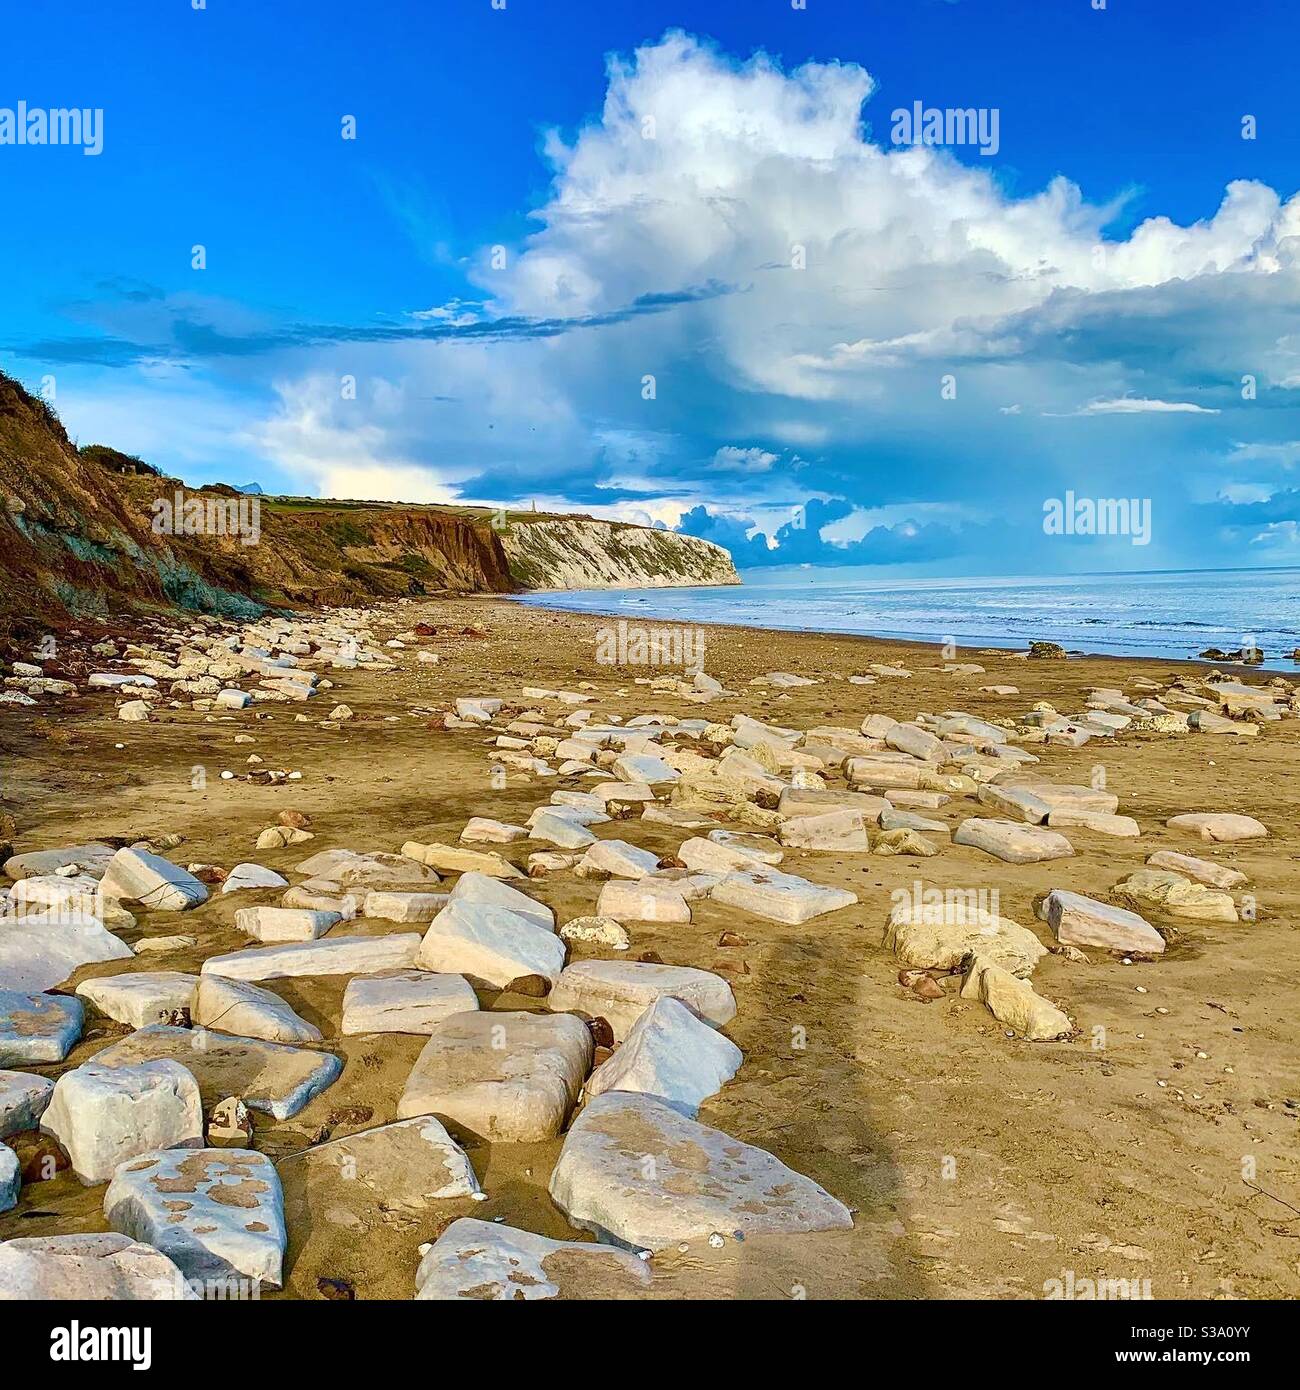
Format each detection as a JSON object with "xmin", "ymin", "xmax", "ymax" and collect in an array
[{"xmin": 509, "ymin": 592, "xmax": 1286, "ymax": 675}]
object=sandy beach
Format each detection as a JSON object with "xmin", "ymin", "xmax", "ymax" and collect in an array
[{"xmin": 2, "ymin": 595, "xmax": 1298, "ymax": 1300}]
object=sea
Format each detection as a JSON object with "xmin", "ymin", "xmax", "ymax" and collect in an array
[{"xmin": 513, "ymin": 565, "xmax": 1300, "ymax": 671}]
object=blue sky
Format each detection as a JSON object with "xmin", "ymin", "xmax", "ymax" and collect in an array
[{"xmin": 2, "ymin": 0, "xmax": 1298, "ymax": 575}]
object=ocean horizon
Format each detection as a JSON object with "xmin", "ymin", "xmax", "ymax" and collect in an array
[{"xmin": 515, "ymin": 564, "xmax": 1300, "ymax": 671}]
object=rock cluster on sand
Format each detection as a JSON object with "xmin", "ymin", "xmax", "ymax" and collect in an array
[{"xmin": 3, "ymin": 599, "xmax": 1290, "ymax": 1297}]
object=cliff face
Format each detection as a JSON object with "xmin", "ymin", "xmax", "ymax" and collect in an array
[
  {"xmin": 0, "ymin": 372, "xmax": 738, "ymax": 636},
  {"xmin": 499, "ymin": 516, "xmax": 738, "ymax": 590}
]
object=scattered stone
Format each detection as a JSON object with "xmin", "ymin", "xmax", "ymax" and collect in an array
[
  {"xmin": 283, "ymin": 1115, "xmax": 479, "ymax": 1211},
  {"xmin": 341, "ymin": 971, "xmax": 479, "ymax": 1035},
  {"xmin": 873, "ymin": 828, "xmax": 939, "ymax": 857},
  {"xmin": 76, "ymin": 971, "xmax": 198, "ymax": 1029},
  {"xmin": 550, "ymin": 1092, "xmax": 852, "ymax": 1250},
  {"xmin": 234, "ymin": 906, "xmax": 342, "ymax": 942},
  {"xmin": 577, "ymin": 840, "xmax": 661, "ymax": 879},
  {"xmin": 361, "ymin": 890, "xmax": 448, "ymax": 923},
  {"xmin": 133, "ymin": 935, "xmax": 198, "ymax": 956},
  {"xmin": 559, "ymin": 916, "xmax": 631, "ymax": 951},
  {"xmin": 402, "ymin": 841, "xmax": 523, "ymax": 879},
  {"xmin": 42, "ymin": 1060, "xmax": 204, "ymax": 1183},
  {"xmin": 202, "ymin": 934, "xmax": 422, "ymax": 983},
  {"xmin": 585, "ymin": 995, "xmax": 742, "ymax": 1116},
  {"xmin": 414, "ymin": 1217, "xmax": 651, "ymax": 1301},
  {"xmin": 397, "ymin": 1011, "xmax": 592, "ymax": 1141},
  {"xmin": 104, "ymin": 1148, "xmax": 286, "ymax": 1289},
  {"xmin": 1113, "ymin": 870, "xmax": 1238, "ymax": 923},
  {"xmin": 710, "ymin": 867, "xmax": 857, "ymax": 924},
  {"xmin": 1045, "ymin": 809, "xmax": 1141, "ymax": 837},
  {"xmin": 0, "ymin": 1232, "xmax": 195, "ymax": 1300},
  {"xmin": 960, "ymin": 958, "xmax": 1073, "ymax": 1040},
  {"xmin": 596, "ymin": 879, "xmax": 691, "ymax": 923},
  {"xmin": 1044, "ymin": 889, "xmax": 1166, "ymax": 955},
  {"xmin": 220, "ymin": 863, "xmax": 290, "ymax": 894},
  {"xmin": 0, "ymin": 920, "xmax": 133, "ymax": 992},
  {"xmin": 1166, "ymin": 813, "xmax": 1268, "ymax": 843},
  {"xmin": 99, "ymin": 849, "xmax": 209, "ymax": 911},
  {"xmin": 0, "ymin": 990, "xmax": 84, "ymax": 1065},
  {"xmin": 548, "ymin": 961, "xmax": 736, "ymax": 1041},
  {"xmin": 0, "ymin": 1071, "xmax": 54, "ymax": 1138},
  {"xmin": 1146, "ymin": 851, "xmax": 1248, "ymax": 890},
  {"xmin": 461, "ymin": 817, "xmax": 529, "ymax": 844},
  {"xmin": 92, "ymin": 1025, "xmax": 342, "ymax": 1120},
  {"xmin": 418, "ymin": 901, "xmax": 566, "ymax": 990},
  {"xmin": 193, "ymin": 976, "xmax": 321, "ymax": 1044},
  {"xmin": 885, "ymin": 902, "xmax": 1047, "ymax": 978},
  {"xmin": 3, "ymin": 843, "xmax": 114, "ymax": 880},
  {"xmin": 778, "ymin": 810, "xmax": 870, "ymax": 851},
  {"xmin": 953, "ymin": 818, "xmax": 1074, "ymax": 864}
]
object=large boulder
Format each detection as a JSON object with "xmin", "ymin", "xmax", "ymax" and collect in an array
[
  {"xmin": 549, "ymin": 1093, "xmax": 852, "ymax": 1250},
  {"xmin": 414, "ymin": 1218, "xmax": 651, "ymax": 1300},
  {"xmin": 397, "ymin": 1011, "xmax": 592, "ymax": 1142},
  {"xmin": 41, "ymin": 1060, "xmax": 204, "ymax": 1184}
]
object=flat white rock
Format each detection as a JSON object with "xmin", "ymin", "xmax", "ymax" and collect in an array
[
  {"xmin": 549, "ymin": 961, "xmax": 736, "ymax": 1041},
  {"xmin": 0, "ymin": 1232, "xmax": 196, "ymax": 1300},
  {"xmin": 0, "ymin": 990, "xmax": 84, "ymax": 1065},
  {"xmin": 202, "ymin": 934, "xmax": 421, "ymax": 982},
  {"xmin": 415, "ymin": 1217, "xmax": 650, "ymax": 1300},
  {"xmin": 710, "ymin": 867, "xmax": 857, "ymax": 924},
  {"xmin": 341, "ymin": 971, "xmax": 479, "ymax": 1035},
  {"xmin": 953, "ymin": 818, "xmax": 1074, "ymax": 864},
  {"xmin": 397, "ymin": 1010, "xmax": 592, "ymax": 1141},
  {"xmin": 76, "ymin": 971, "xmax": 198, "ymax": 1029},
  {"xmin": 0, "ymin": 921, "xmax": 133, "ymax": 993},
  {"xmin": 418, "ymin": 901, "xmax": 566, "ymax": 990},
  {"xmin": 220, "ymin": 863, "xmax": 289, "ymax": 894},
  {"xmin": 92, "ymin": 1025, "xmax": 341, "ymax": 1120},
  {"xmin": 192, "ymin": 975, "xmax": 321, "ymax": 1043},
  {"xmin": 104, "ymin": 1147, "xmax": 286, "ymax": 1290},
  {"xmin": 549, "ymin": 1093, "xmax": 853, "ymax": 1250}
]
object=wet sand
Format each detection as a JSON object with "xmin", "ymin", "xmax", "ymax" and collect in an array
[{"xmin": 2, "ymin": 595, "xmax": 1298, "ymax": 1299}]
